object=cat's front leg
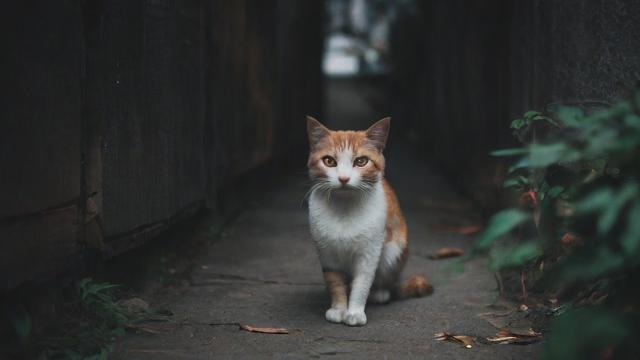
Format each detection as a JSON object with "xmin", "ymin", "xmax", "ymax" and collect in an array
[
  {"xmin": 323, "ymin": 270, "xmax": 348, "ymax": 323},
  {"xmin": 344, "ymin": 247, "xmax": 382, "ymax": 326}
]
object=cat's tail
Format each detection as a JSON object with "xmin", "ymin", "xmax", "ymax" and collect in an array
[{"xmin": 397, "ymin": 274, "xmax": 434, "ymax": 299}]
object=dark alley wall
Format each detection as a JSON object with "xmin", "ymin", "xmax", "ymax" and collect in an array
[
  {"xmin": 390, "ymin": 0, "xmax": 640, "ymax": 209},
  {"xmin": 0, "ymin": 0, "xmax": 323, "ymax": 292}
]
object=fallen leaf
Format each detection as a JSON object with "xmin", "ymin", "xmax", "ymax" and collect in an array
[
  {"xmin": 239, "ymin": 324, "xmax": 288, "ymax": 334},
  {"xmin": 479, "ymin": 306, "xmax": 538, "ymax": 336},
  {"xmin": 434, "ymin": 332, "xmax": 474, "ymax": 348},
  {"xmin": 486, "ymin": 329, "xmax": 541, "ymax": 345},
  {"xmin": 431, "ymin": 224, "xmax": 482, "ymax": 235},
  {"xmin": 428, "ymin": 247, "xmax": 465, "ymax": 259}
]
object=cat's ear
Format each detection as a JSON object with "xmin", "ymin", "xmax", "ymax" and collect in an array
[
  {"xmin": 366, "ymin": 117, "xmax": 391, "ymax": 151},
  {"xmin": 307, "ymin": 116, "xmax": 330, "ymax": 149}
]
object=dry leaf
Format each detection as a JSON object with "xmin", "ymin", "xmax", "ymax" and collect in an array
[
  {"xmin": 486, "ymin": 329, "xmax": 541, "ymax": 345},
  {"xmin": 486, "ymin": 330, "xmax": 518, "ymax": 343},
  {"xmin": 479, "ymin": 308, "xmax": 538, "ymax": 337},
  {"xmin": 431, "ymin": 224, "xmax": 482, "ymax": 235},
  {"xmin": 428, "ymin": 247, "xmax": 465, "ymax": 259},
  {"xmin": 434, "ymin": 332, "xmax": 474, "ymax": 348},
  {"xmin": 239, "ymin": 324, "xmax": 288, "ymax": 334}
]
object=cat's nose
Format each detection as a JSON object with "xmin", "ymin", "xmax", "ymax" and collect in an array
[{"xmin": 338, "ymin": 176, "xmax": 350, "ymax": 185}]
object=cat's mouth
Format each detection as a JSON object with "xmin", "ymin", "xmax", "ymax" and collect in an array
[{"xmin": 333, "ymin": 183, "xmax": 368, "ymax": 193}]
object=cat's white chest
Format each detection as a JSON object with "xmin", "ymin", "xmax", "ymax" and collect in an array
[{"xmin": 308, "ymin": 184, "xmax": 387, "ymax": 253}]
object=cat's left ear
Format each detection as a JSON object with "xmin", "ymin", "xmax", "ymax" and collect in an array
[{"xmin": 366, "ymin": 117, "xmax": 391, "ymax": 151}]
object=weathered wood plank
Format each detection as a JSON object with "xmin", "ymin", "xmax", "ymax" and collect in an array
[
  {"xmin": 0, "ymin": 0, "xmax": 324, "ymax": 292},
  {"xmin": 98, "ymin": 0, "xmax": 208, "ymax": 237},
  {"xmin": 0, "ymin": 206, "xmax": 78, "ymax": 291},
  {"xmin": 0, "ymin": 1, "xmax": 84, "ymax": 217}
]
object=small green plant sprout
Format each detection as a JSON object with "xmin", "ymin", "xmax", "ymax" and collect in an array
[{"xmin": 39, "ymin": 278, "xmax": 132, "ymax": 360}]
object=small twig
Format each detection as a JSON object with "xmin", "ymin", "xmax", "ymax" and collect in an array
[
  {"xmin": 494, "ymin": 272, "xmax": 504, "ymax": 295},
  {"xmin": 520, "ymin": 269, "xmax": 528, "ymax": 303}
]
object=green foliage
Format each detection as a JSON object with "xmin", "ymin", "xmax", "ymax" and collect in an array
[
  {"xmin": 475, "ymin": 209, "xmax": 529, "ymax": 250},
  {"xmin": 542, "ymin": 308, "xmax": 632, "ymax": 360},
  {"xmin": 40, "ymin": 279, "xmax": 130, "ymax": 360},
  {"xmin": 9, "ymin": 304, "xmax": 32, "ymax": 344},
  {"xmin": 511, "ymin": 110, "xmax": 560, "ymax": 130},
  {"xmin": 489, "ymin": 241, "xmax": 540, "ymax": 271},
  {"xmin": 476, "ymin": 91, "xmax": 640, "ymax": 356}
]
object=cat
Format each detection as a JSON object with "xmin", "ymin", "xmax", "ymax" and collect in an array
[{"xmin": 306, "ymin": 116, "xmax": 431, "ymax": 326}]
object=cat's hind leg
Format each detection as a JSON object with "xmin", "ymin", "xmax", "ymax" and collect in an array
[
  {"xmin": 369, "ymin": 241, "xmax": 406, "ymax": 304},
  {"xmin": 369, "ymin": 288, "xmax": 391, "ymax": 304}
]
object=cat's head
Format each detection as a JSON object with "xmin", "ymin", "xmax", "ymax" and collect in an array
[{"xmin": 306, "ymin": 116, "xmax": 390, "ymax": 192}]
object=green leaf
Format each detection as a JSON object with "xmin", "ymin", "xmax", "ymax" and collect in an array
[
  {"xmin": 621, "ymin": 201, "xmax": 640, "ymax": 256},
  {"xmin": 556, "ymin": 106, "xmax": 584, "ymax": 127},
  {"xmin": 510, "ymin": 118, "xmax": 527, "ymax": 129},
  {"xmin": 623, "ymin": 114, "xmax": 640, "ymax": 129},
  {"xmin": 558, "ymin": 246, "xmax": 624, "ymax": 282},
  {"xmin": 543, "ymin": 308, "xmax": 630, "ymax": 360},
  {"xmin": 502, "ymin": 175, "xmax": 530, "ymax": 189},
  {"xmin": 490, "ymin": 148, "xmax": 528, "ymax": 157},
  {"xmin": 535, "ymin": 115, "xmax": 561, "ymax": 127},
  {"xmin": 575, "ymin": 187, "xmax": 614, "ymax": 213},
  {"xmin": 585, "ymin": 129, "xmax": 617, "ymax": 156},
  {"xmin": 524, "ymin": 143, "xmax": 568, "ymax": 168},
  {"xmin": 546, "ymin": 186, "xmax": 565, "ymax": 199},
  {"xmin": 598, "ymin": 183, "xmax": 638, "ymax": 235},
  {"xmin": 86, "ymin": 283, "xmax": 120, "ymax": 295},
  {"xmin": 489, "ymin": 241, "xmax": 540, "ymax": 270},
  {"xmin": 10, "ymin": 305, "xmax": 32, "ymax": 342},
  {"xmin": 523, "ymin": 110, "xmax": 541, "ymax": 119},
  {"xmin": 475, "ymin": 209, "xmax": 530, "ymax": 249},
  {"xmin": 502, "ymin": 178, "xmax": 521, "ymax": 189}
]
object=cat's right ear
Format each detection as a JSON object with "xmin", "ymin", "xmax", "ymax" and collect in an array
[{"xmin": 307, "ymin": 116, "xmax": 330, "ymax": 150}]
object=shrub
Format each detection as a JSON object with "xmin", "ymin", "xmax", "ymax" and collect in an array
[{"xmin": 475, "ymin": 92, "xmax": 640, "ymax": 359}]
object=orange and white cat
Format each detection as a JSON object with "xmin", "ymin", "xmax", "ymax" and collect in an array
[{"xmin": 306, "ymin": 116, "xmax": 430, "ymax": 326}]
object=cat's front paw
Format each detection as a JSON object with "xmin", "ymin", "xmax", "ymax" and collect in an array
[
  {"xmin": 325, "ymin": 308, "xmax": 346, "ymax": 323},
  {"xmin": 343, "ymin": 310, "xmax": 367, "ymax": 326}
]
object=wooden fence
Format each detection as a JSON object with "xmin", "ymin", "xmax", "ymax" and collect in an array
[
  {"xmin": 390, "ymin": 0, "xmax": 640, "ymax": 210},
  {"xmin": 0, "ymin": 0, "xmax": 323, "ymax": 292}
]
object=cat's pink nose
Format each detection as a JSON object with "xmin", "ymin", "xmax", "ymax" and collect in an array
[{"xmin": 338, "ymin": 176, "xmax": 350, "ymax": 185}]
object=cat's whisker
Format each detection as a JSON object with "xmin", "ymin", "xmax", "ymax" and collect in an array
[{"xmin": 302, "ymin": 180, "xmax": 335, "ymax": 206}]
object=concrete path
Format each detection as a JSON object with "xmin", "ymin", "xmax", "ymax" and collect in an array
[
  {"xmin": 112, "ymin": 162, "xmax": 541, "ymax": 359},
  {"xmin": 112, "ymin": 78, "xmax": 541, "ymax": 359}
]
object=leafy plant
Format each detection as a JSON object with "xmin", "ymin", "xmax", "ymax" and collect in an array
[
  {"xmin": 39, "ymin": 279, "xmax": 131, "ymax": 360},
  {"xmin": 475, "ymin": 91, "xmax": 640, "ymax": 358}
]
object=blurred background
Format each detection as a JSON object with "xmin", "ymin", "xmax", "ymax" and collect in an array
[{"xmin": 2, "ymin": 0, "xmax": 640, "ymax": 358}]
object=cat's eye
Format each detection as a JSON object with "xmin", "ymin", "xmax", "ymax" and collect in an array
[
  {"xmin": 322, "ymin": 156, "xmax": 337, "ymax": 167},
  {"xmin": 354, "ymin": 156, "xmax": 369, "ymax": 167}
]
